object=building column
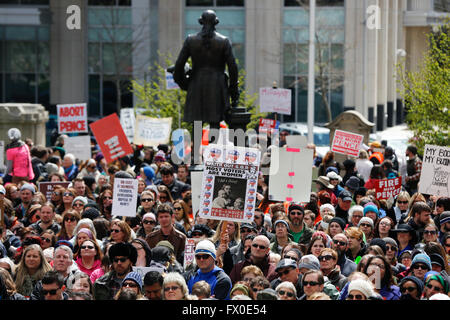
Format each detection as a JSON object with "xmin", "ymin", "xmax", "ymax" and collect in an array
[
  {"xmin": 366, "ymin": 0, "xmax": 379, "ymax": 129},
  {"xmin": 158, "ymin": 0, "xmax": 183, "ymax": 64},
  {"xmin": 376, "ymin": 0, "xmax": 388, "ymax": 131}
]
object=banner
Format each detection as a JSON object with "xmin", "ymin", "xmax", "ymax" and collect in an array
[
  {"xmin": 259, "ymin": 87, "xmax": 292, "ymax": 115},
  {"xmin": 374, "ymin": 177, "xmax": 402, "ymax": 200},
  {"xmin": 120, "ymin": 108, "xmax": 136, "ymax": 143},
  {"xmin": 199, "ymin": 144, "xmax": 261, "ymax": 223},
  {"xmin": 57, "ymin": 103, "xmax": 88, "ymax": 134},
  {"xmin": 259, "ymin": 118, "xmax": 279, "ymax": 135},
  {"xmin": 183, "ymin": 238, "xmax": 196, "ymax": 269},
  {"xmin": 38, "ymin": 182, "xmax": 71, "ymax": 202},
  {"xmin": 331, "ymin": 129, "xmax": 364, "ymax": 157},
  {"xmin": 64, "ymin": 136, "xmax": 92, "ymax": 161},
  {"xmin": 111, "ymin": 178, "xmax": 138, "ymax": 217},
  {"xmin": 133, "ymin": 115, "xmax": 172, "ymax": 147},
  {"xmin": 89, "ymin": 113, "xmax": 133, "ymax": 164},
  {"xmin": 419, "ymin": 144, "xmax": 450, "ymax": 197}
]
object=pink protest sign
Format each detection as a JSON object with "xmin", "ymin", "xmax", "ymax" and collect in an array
[
  {"xmin": 331, "ymin": 129, "xmax": 364, "ymax": 157},
  {"xmin": 259, "ymin": 87, "xmax": 292, "ymax": 115}
]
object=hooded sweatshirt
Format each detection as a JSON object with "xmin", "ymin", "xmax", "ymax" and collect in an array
[{"xmin": 187, "ymin": 265, "xmax": 232, "ymax": 300}]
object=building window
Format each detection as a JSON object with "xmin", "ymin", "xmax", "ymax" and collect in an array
[
  {"xmin": 186, "ymin": 0, "xmax": 244, "ymax": 6},
  {"xmin": 284, "ymin": 0, "xmax": 344, "ymax": 6},
  {"xmin": 434, "ymin": 0, "xmax": 449, "ymax": 12},
  {"xmin": 88, "ymin": 0, "xmax": 131, "ymax": 6}
]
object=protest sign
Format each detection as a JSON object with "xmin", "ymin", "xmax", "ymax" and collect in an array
[
  {"xmin": 132, "ymin": 267, "xmax": 153, "ymax": 279},
  {"xmin": 269, "ymin": 136, "xmax": 313, "ymax": 203},
  {"xmin": 259, "ymin": 118, "xmax": 279, "ymax": 135},
  {"xmin": 57, "ymin": 103, "xmax": 88, "ymax": 134},
  {"xmin": 38, "ymin": 182, "xmax": 71, "ymax": 202},
  {"xmin": 419, "ymin": 144, "xmax": 450, "ymax": 197},
  {"xmin": 331, "ymin": 129, "xmax": 364, "ymax": 157},
  {"xmin": 191, "ymin": 171, "xmax": 203, "ymax": 219},
  {"xmin": 199, "ymin": 144, "xmax": 261, "ymax": 223},
  {"xmin": 112, "ymin": 178, "xmax": 138, "ymax": 217},
  {"xmin": 133, "ymin": 115, "xmax": 172, "ymax": 147},
  {"xmin": 120, "ymin": 108, "xmax": 135, "ymax": 143},
  {"xmin": 64, "ymin": 136, "xmax": 92, "ymax": 161},
  {"xmin": 90, "ymin": 113, "xmax": 133, "ymax": 164},
  {"xmin": 171, "ymin": 129, "xmax": 185, "ymax": 160},
  {"xmin": 0, "ymin": 140, "xmax": 4, "ymax": 168},
  {"xmin": 183, "ymin": 238, "xmax": 196, "ymax": 269},
  {"xmin": 374, "ymin": 177, "xmax": 402, "ymax": 200},
  {"xmin": 165, "ymin": 71, "xmax": 180, "ymax": 90},
  {"xmin": 259, "ymin": 87, "xmax": 291, "ymax": 115}
]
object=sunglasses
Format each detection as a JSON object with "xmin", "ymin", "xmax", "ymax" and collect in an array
[
  {"xmin": 426, "ymin": 284, "xmax": 443, "ymax": 292},
  {"xmin": 64, "ymin": 217, "xmax": 77, "ymax": 222},
  {"xmin": 424, "ymin": 230, "xmax": 437, "ymax": 235},
  {"xmin": 303, "ymin": 281, "xmax": 320, "ymax": 287},
  {"xmin": 195, "ymin": 254, "xmax": 211, "ymax": 260},
  {"xmin": 277, "ymin": 268, "xmax": 294, "ymax": 276},
  {"xmin": 42, "ymin": 289, "xmax": 59, "ymax": 296},
  {"xmin": 111, "ymin": 229, "xmax": 122, "ymax": 233},
  {"xmin": 278, "ymin": 290, "xmax": 295, "ymax": 298},
  {"xmin": 141, "ymin": 198, "xmax": 153, "ymax": 202},
  {"xmin": 191, "ymin": 232, "xmax": 203, "ymax": 237},
  {"xmin": 412, "ymin": 264, "xmax": 429, "ymax": 270},
  {"xmin": 123, "ymin": 282, "xmax": 138, "ymax": 288},
  {"xmin": 333, "ymin": 240, "xmax": 347, "ymax": 246},
  {"xmin": 290, "ymin": 211, "xmax": 303, "ymax": 216},
  {"xmin": 359, "ymin": 223, "xmax": 372, "ymax": 228},
  {"xmin": 164, "ymin": 286, "xmax": 180, "ymax": 292},
  {"xmin": 347, "ymin": 294, "xmax": 364, "ymax": 300},
  {"xmin": 386, "ymin": 245, "xmax": 398, "ymax": 251},
  {"xmin": 400, "ymin": 286, "xmax": 417, "ymax": 293},
  {"xmin": 40, "ymin": 237, "xmax": 52, "ymax": 243},
  {"xmin": 63, "ymin": 192, "xmax": 74, "ymax": 197},
  {"xmin": 240, "ymin": 228, "xmax": 252, "ymax": 233},
  {"xmin": 113, "ymin": 257, "xmax": 128, "ymax": 263},
  {"xmin": 103, "ymin": 196, "xmax": 113, "ymax": 200},
  {"xmin": 52, "ymin": 191, "xmax": 60, "ymax": 196},
  {"xmin": 397, "ymin": 200, "xmax": 409, "ymax": 204},
  {"xmin": 81, "ymin": 245, "xmax": 95, "ymax": 250},
  {"xmin": 143, "ymin": 220, "xmax": 156, "ymax": 225},
  {"xmin": 284, "ymin": 255, "xmax": 298, "ymax": 262},
  {"xmin": 252, "ymin": 244, "xmax": 267, "ymax": 250},
  {"xmin": 318, "ymin": 255, "xmax": 334, "ymax": 261},
  {"xmin": 73, "ymin": 203, "xmax": 84, "ymax": 208},
  {"xmin": 174, "ymin": 207, "xmax": 183, "ymax": 211}
]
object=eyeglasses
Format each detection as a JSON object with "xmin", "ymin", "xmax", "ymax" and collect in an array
[
  {"xmin": 111, "ymin": 229, "xmax": 122, "ymax": 233},
  {"xmin": 426, "ymin": 284, "xmax": 443, "ymax": 292},
  {"xmin": 42, "ymin": 289, "xmax": 59, "ymax": 296},
  {"xmin": 318, "ymin": 255, "xmax": 334, "ymax": 261},
  {"xmin": 303, "ymin": 281, "xmax": 320, "ymax": 287},
  {"xmin": 141, "ymin": 198, "xmax": 153, "ymax": 202},
  {"xmin": 113, "ymin": 257, "xmax": 128, "ymax": 263},
  {"xmin": 400, "ymin": 286, "xmax": 417, "ymax": 293},
  {"xmin": 359, "ymin": 223, "xmax": 372, "ymax": 228},
  {"xmin": 277, "ymin": 268, "xmax": 294, "ymax": 276},
  {"xmin": 73, "ymin": 203, "xmax": 84, "ymax": 208},
  {"xmin": 63, "ymin": 192, "xmax": 74, "ymax": 197},
  {"xmin": 64, "ymin": 217, "xmax": 77, "ymax": 222},
  {"xmin": 284, "ymin": 255, "xmax": 298, "ymax": 262},
  {"xmin": 333, "ymin": 240, "xmax": 347, "ymax": 246},
  {"xmin": 290, "ymin": 211, "xmax": 303, "ymax": 216},
  {"xmin": 252, "ymin": 243, "xmax": 267, "ymax": 250},
  {"xmin": 143, "ymin": 220, "xmax": 155, "ymax": 225},
  {"xmin": 81, "ymin": 245, "xmax": 95, "ymax": 250},
  {"xmin": 195, "ymin": 254, "xmax": 211, "ymax": 260},
  {"xmin": 397, "ymin": 200, "xmax": 409, "ymax": 204},
  {"xmin": 103, "ymin": 196, "xmax": 113, "ymax": 200},
  {"xmin": 386, "ymin": 245, "xmax": 398, "ymax": 251},
  {"xmin": 40, "ymin": 237, "xmax": 51, "ymax": 243},
  {"xmin": 174, "ymin": 207, "xmax": 183, "ymax": 211},
  {"xmin": 278, "ymin": 290, "xmax": 295, "ymax": 298},
  {"xmin": 412, "ymin": 264, "xmax": 429, "ymax": 270},
  {"xmin": 369, "ymin": 263, "xmax": 386, "ymax": 270},
  {"xmin": 424, "ymin": 230, "xmax": 437, "ymax": 235},
  {"xmin": 164, "ymin": 286, "xmax": 180, "ymax": 292},
  {"xmin": 123, "ymin": 282, "xmax": 138, "ymax": 288},
  {"xmin": 380, "ymin": 222, "xmax": 391, "ymax": 227},
  {"xmin": 347, "ymin": 294, "xmax": 364, "ymax": 300}
]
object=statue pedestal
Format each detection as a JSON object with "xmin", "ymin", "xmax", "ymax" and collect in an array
[{"xmin": 226, "ymin": 107, "xmax": 251, "ymax": 132}]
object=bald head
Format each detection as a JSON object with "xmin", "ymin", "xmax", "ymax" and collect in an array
[{"xmin": 251, "ymin": 235, "xmax": 270, "ymax": 260}]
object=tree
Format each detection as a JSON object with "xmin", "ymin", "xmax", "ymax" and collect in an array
[{"xmin": 397, "ymin": 21, "xmax": 450, "ymax": 155}]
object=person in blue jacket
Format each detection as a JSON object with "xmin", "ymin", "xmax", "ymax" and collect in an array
[{"xmin": 187, "ymin": 239, "xmax": 232, "ymax": 300}]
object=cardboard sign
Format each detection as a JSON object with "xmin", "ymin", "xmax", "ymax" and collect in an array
[
  {"xmin": 89, "ymin": 113, "xmax": 133, "ymax": 164},
  {"xmin": 111, "ymin": 178, "xmax": 138, "ymax": 217},
  {"xmin": 64, "ymin": 136, "xmax": 92, "ymax": 161},
  {"xmin": 259, "ymin": 118, "xmax": 279, "ymax": 135},
  {"xmin": 133, "ymin": 115, "xmax": 172, "ymax": 147},
  {"xmin": 120, "ymin": 108, "xmax": 135, "ymax": 143},
  {"xmin": 374, "ymin": 177, "xmax": 402, "ymax": 200},
  {"xmin": 199, "ymin": 144, "xmax": 261, "ymax": 223},
  {"xmin": 38, "ymin": 182, "xmax": 71, "ymax": 202},
  {"xmin": 331, "ymin": 129, "xmax": 364, "ymax": 157},
  {"xmin": 183, "ymin": 238, "xmax": 196, "ymax": 269},
  {"xmin": 57, "ymin": 103, "xmax": 88, "ymax": 134},
  {"xmin": 259, "ymin": 87, "xmax": 292, "ymax": 115},
  {"xmin": 419, "ymin": 144, "xmax": 450, "ymax": 196},
  {"xmin": 165, "ymin": 71, "xmax": 180, "ymax": 90},
  {"xmin": 269, "ymin": 136, "xmax": 313, "ymax": 203}
]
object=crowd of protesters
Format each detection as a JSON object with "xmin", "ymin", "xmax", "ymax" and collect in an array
[{"xmin": 0, "ymin": 127, "xmax": 449, "ymax": 301}]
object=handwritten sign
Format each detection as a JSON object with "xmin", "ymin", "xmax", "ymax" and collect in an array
[
  {"xmin": 331, "ymin": 129, "xmax": 364, "ymax": 157},
  {"xmin": 38, "ymin": 182, "xmax": 71, "ymax": 202},
  {"xmin": 64, "ymin": 136, "xmax": 92, "ymax": 161},
  {"xmin": 374, "ymin": 177, "xmax": 402, "ymax": 200},
  {"xmin": 120, "ymin": 108, "xmax": 135, "ymax": 143},
  {"xmin": 259, "ymin": 87, "xmax": 292, "ymax": 115},
  {"xmin": 133, "ymin": 115, "xmax": 172, "ymax": 147},
  {"xmin": 112, "ymin": 178, "xmax": 138, "ymax": 217},
  {"xmin": 57, "ymin": 103, "xmax": 88, "ymax": 134},
  {"xmin": 183, "ymin": 239, "xmax": 196, "ymax": 269},
  {"xmin": 419, "ymin": 144, "xmax": 450, "ymax": 197}
]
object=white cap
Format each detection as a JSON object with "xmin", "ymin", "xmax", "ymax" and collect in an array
[{"xmin": 348, "ymin": 279, "xmax": 375, "ymax": 299}]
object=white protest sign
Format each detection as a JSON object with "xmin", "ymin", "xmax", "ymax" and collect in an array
[
  {"xmin": 269, "ymin": 136, "xmax": 313, "ymax": 202},
  {"xmin": 331, "ymin": 129, "xmax": 364, "ymax": 157},
  {"xmin": 0, "ymin": 140, "xmax": 4, "ymax": 168},
  {"xmin": 259, "ymin": 87, "xmax": 292, "ymax": 115},
  {"xmin": 112, "ymin": 178, "xmax": 138, "ymax": 217},
  {"xmin": 165, "ymin": 71, "xmax": 180, "ymax": 90},
  {"xmin": 183, "ymin": 238, "xmax": 196, "ymax": 269},
  {"xmin": 199, "ymin": 144, "xmax": 261, "ymax": 223},
  {"xmin": 191, "ymin": 171, "xmax": 203, "ymax": 219},
  {"xmin": 57, "ymin": 103, "xmax": 88, "ymax": 134},
  {"xmin": 64, "ymin": 136, "xmax": 92, "ymax": 161},
  {"xmin": 419, "ymin": 144, "xmax": 450, "ymax": 197},
  {"xmin": 133, "ymin": 115, "xmax": 172, "ymax": 147},
  {"xmin": 120, "ymin": 108, "xmax": 135, "ymax": 143}
]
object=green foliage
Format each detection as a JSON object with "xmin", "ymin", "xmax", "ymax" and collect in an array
[{"xmin": 397, "ymin": 22, "xmax": 450, "ymax": 155}]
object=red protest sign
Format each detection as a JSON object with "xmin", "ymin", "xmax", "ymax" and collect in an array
[
  {"xmin": 374, "ymin": 177, "xmax": 402, "ymax": 200},
  {"xmin": 57, "ymin": 103, "xmax": 88, "ymax": 133},
  {"xmin": 331, "ymin": 129, "xmax": 364, "ymax": 157},
  {"xmin": 259, "ymin": 118, "xmax": 279, "ymax": 134},
  {"xmin": 90, "ymin": 113, "xmax": 133, "ymax": 163}
]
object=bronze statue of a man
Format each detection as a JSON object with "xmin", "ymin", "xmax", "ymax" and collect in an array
[{"xmin": 173, "ymin": 10, "xmax": 239, "ymax": 128}]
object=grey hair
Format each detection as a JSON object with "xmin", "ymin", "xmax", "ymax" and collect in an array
[
  {"xmin": 64, "ymin": 153, "xmax": 76, "ymax": 164},
  {"xmin": 7, "ymin": 128, "xmax": 21, "ymax": 141},
  {"xmin": 232, "ymin": 294, "xmax": 252, "ymax": 300},
  {"xmin": 74, "ymin": 218, "xmax": 97, "ymax": 239},
  {"xmin": 162, "ymin": 272, "xmax": 188, "ymax": 300},
  {"xmin": 275, "ymin": 281, "xmax": 297, "ymax": 297},
  {"xmin": 54, "ymin": 245, "xmax": 74, "ymax": 261},
  {"xmin": 348, "ymin": 205, "xmax": 364, "ymax": 221}
]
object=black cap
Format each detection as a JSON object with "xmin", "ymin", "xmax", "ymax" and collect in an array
[
  {"xmin": 430, "ymin": 253, "xmax": 445, "ymax": 268},
  {"xmin": 345, "ymin": 176, "xmax": 360, "ymax": 191},
  {"xmin": 339, "ymin": 190, "xmax": 353, "ymax": 201},
  {"xmin": 275, "ymin": 258, "xmax": 298, "ymax": 272},
  {"xmin": 240, "ymin": 222, "xmax": 257, "ymax": 231}
]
